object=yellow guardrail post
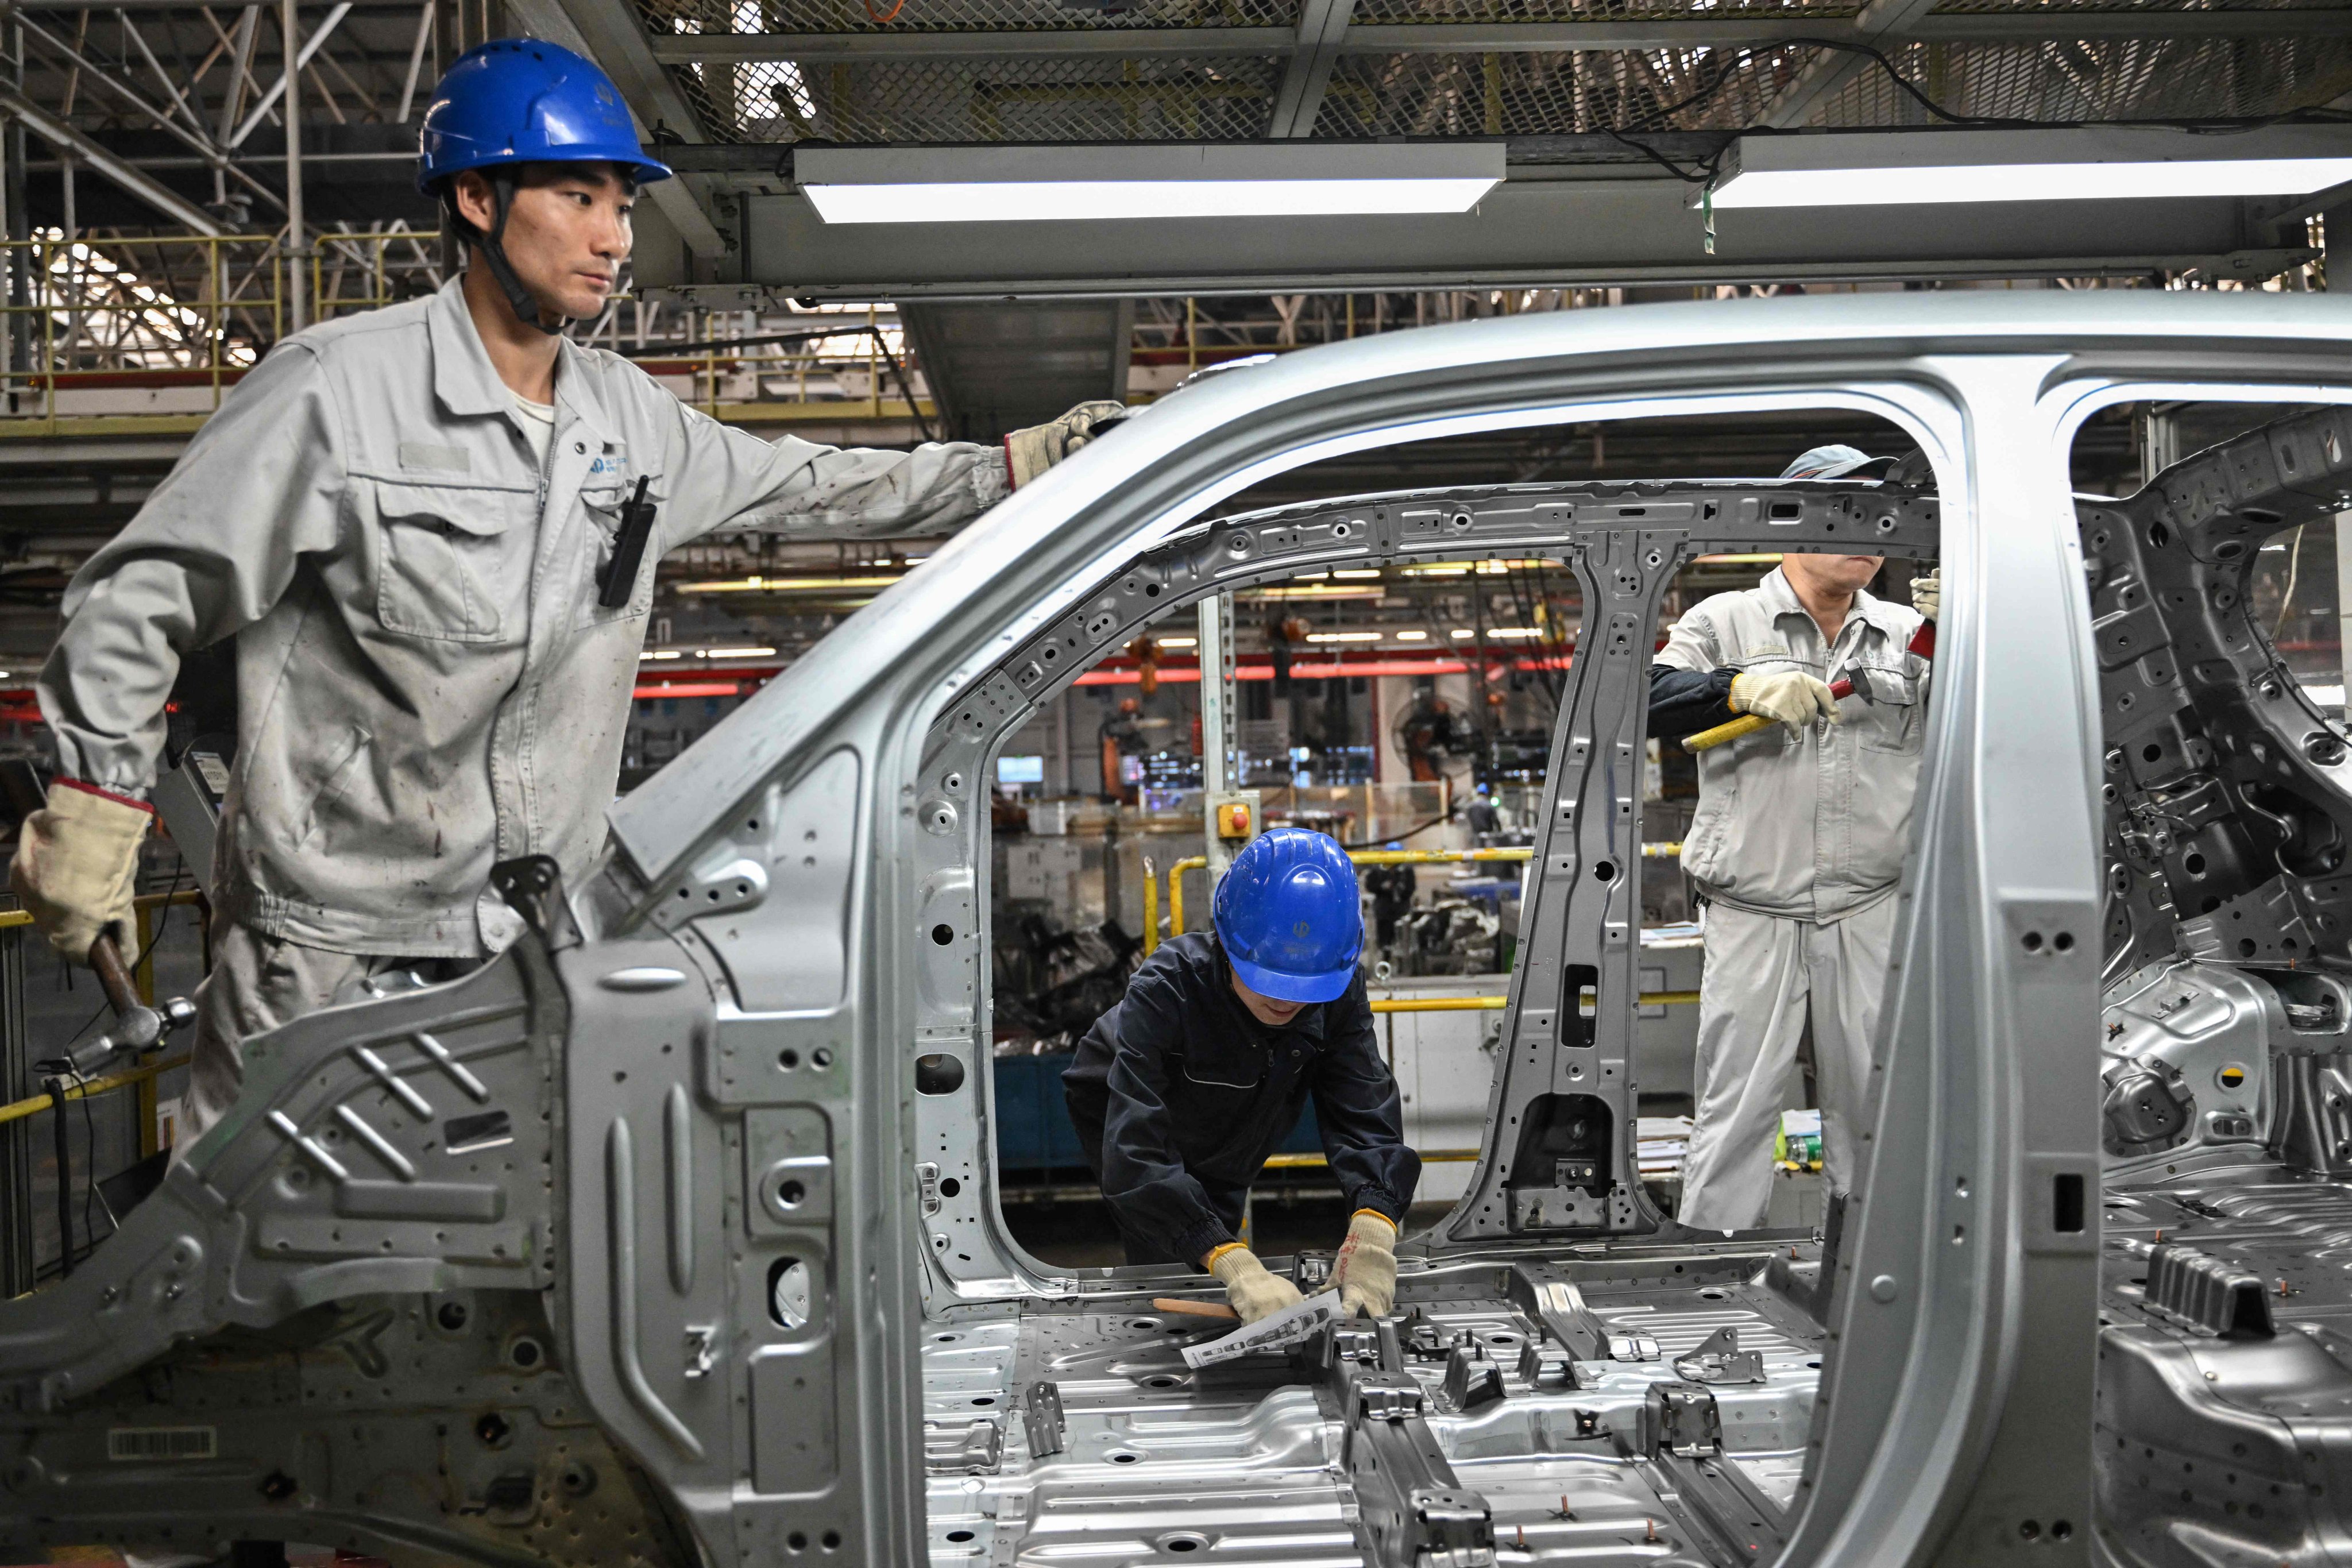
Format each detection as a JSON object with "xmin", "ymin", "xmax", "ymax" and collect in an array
[
  {"xmin": 1141, "ymin": 856, "xmax": 1160, "ymax": 957},
  {"xmin": 1167, "ymin": 855, "xmax": 1208, "ymax": 936}
]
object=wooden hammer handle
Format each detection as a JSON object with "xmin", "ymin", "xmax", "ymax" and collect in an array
[
  {"xmin": 1150, "ymin": 1297, "xmax": 1239, "ymax": 1320},
  {"xmin": 88, "ymin": 933, "xmax": 141, "ymax": 1018}
]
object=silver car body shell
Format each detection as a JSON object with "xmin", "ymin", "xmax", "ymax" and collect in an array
[{"xmin": 2, "ymin": 292, "xmax": 2351, "ymax": 1568}]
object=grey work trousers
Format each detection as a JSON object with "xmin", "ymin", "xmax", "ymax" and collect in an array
[
  {"xmin": 181, "ymin": 921, "xmax": 479, "ymax": 1150},
  {"xmin": 1675, "ymin": 895, "xmax": 1896, "ymax": 1233}
]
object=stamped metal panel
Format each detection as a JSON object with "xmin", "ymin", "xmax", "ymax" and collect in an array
[{"xmin": 580, "ymin": 296, "xmax": 2352, "ymax": 1568}]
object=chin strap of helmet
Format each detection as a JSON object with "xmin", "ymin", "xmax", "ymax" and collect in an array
[{"xmin": 448, "ymin": 171, "xmax": 566, "ymax": 336}]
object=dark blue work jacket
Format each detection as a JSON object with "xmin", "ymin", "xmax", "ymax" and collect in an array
[{"xmin": 1063, "ymin": 932, "xmax": 1420, "ymax": 1266}]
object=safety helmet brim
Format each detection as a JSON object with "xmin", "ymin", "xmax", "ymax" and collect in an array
[
  {"xmin": 1228, "ymin": 949, "xmax": 1358, "ymax": 1006},
  {"xmin": 418, "ymin": 147, "xmax": 673, "ymax": 198}
]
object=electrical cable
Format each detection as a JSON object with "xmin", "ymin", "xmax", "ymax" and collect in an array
[
  {"xmin": 48, "ymin": 1076, "xmax": 69, "ymax": 1279},
  {"xmin": 30, "ymin": 853, "xmax": 190, "ymax": 1273},
  {"xmin": 1339, "ymin": 799, "xmax": 1461, "ymax": 851},
  {"xmin": 1600, "ymin": 36, "xmax": 2352, "ymax": 191}
]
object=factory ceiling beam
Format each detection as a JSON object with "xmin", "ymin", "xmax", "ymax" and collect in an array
[
  {"xmin": 647, "ymin": 7, "xmax": 2352, "ymax": 62},
  {"xmin": 504, "ymin": 0, "xmax": 730, "ymax": 259},
  {"xmin": 0, "ymin": 84, "xmax": 225, "ymax": 233},
  {"xmin": 1265, "ymin": 0, "xmax": 1357, "ymax": 138},
  {"xmin": 227, "ymin": 1, "xmax": 353, "ymax": 146},
  {"xmin": 1754, "ymin": 0, "xmax": 1941, "ymax": 129}
]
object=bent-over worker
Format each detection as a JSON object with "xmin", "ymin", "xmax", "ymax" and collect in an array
[
  {"xmin": 10, "ymin": 39, "xmax": 1121, "ymax": 1147},
  {"xmin": 1064, "ymin": 828, "xmax": 1420, "ymax": 1323},
  {"xmin": 1645, "ymin": 446, "xmax": 1938, "ymax": 1231}
]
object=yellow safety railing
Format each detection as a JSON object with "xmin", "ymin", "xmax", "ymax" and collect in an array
[
  {"xmin": 0, "ymin": 887, "xmax": 204, "ymax": 1148},
  {"xmin": 309, "ymin": 229, "xmax": 444, "ymax": 320},
  {"xmin": 0, "ymin": 1053, "xmax": 188, "ymax": 1130},
  {"xmin": 1263, "ymin": 1147, "xmax": 1481, "ymax": 1169},
  {"xmin": 0, "ymin": 231, "xmax": 287, "ymax": 435},
  {"xmin": 0, "ymin": 232, "xmax": 936, "ymax": 435},
  {"xmin": 1151, "ymin": 841, "xmax": 1687, "ymax": 953},
  {"xmin": 1371, "ymin": 991, "xmax": 1700, "ymax": 1013}
]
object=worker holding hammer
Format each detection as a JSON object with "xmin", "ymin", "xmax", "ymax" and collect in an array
[
  {"xmin": 1063, "ymin": 828, "xmax": 1419, "ymax": 1323},
  {"xmin": 1645, "ymin": 446, "xmax": 1938, "ymax": 1233}
]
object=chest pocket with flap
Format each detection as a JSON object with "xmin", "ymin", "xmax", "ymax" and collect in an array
[
  {"xmin": 369, "ymin": 479, "xmax": 535, "ymax": 643},
  {"xmin": 1851, "ymin": 665, "xmax": 1924, "ymax": 754}
]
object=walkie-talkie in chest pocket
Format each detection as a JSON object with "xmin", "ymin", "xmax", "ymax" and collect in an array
[{"xmin": 592, "ymin": 473, "xmax": 659, "ymax": 613}]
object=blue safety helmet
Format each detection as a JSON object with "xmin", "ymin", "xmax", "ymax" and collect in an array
[
  {"xmin": 417, "ymin": 39, "xmax": 671, "ymax": 195},
  {"xmin": 1212, "ymin": 829, "xmax": 1365, "ymax": 1005}
]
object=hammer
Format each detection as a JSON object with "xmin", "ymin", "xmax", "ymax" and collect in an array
[{"xmin": 1682, "ymin": 616, "xmax": 1936, "ymax": 754}]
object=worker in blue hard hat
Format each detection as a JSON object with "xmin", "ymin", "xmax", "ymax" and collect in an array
[
  {"xmin": 11, "ymin": 38, "xmax": 1123, "ymax": 1150},
  {"xmin": 1063, "ymin": 828, "xmax": 1420, "ymax": 1323}
]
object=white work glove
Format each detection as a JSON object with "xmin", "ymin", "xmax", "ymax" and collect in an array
[
  {"xmin": 1911, "ymin": 568, "xmax": 1940, "ymax": 623},
  {"xmin": 9, "ymin": 781, "xmax": 151, "ymax": 965},
  {"xmin": 1206, "ymin": 1242, "xmax": 1305, "ymax": 1325},
  {"xmin": 1004, "ymin": 400, "xmax": 1127, "ymax": 489},
  {"xmin": 1729, "ymin": 669, "xmax": 1839, "ymax": 730},
  {"xmin": 1330, "ymin": 1210, "xmax": 1399, "ymax": 1318}
]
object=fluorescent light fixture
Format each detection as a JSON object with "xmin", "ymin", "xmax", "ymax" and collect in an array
[
  {"xmin": 1307, "ymin": 631, "xmax": 1384, "ymax": 643},
  {"xmin": 640, "ymin": 649, "xmax": 682, "ymax": 661},
  {"xmin": 797, "ymin": 144, "xmax": 1504, "ymax": 225},
  {"xmin": 1331, "ymin": 569, "xmax": 1385, "ymax": 580},
  {"xmin": 1450, "ymin": 628, "xmax": 1476, "ymax": 639},
  {"xmin": 1706, "ymin": 128, "xmax": 2352, "ymax": 209},
  {"xmin": 1157, "ymin": 635, "xmax": 1199, "ymax": 648},
  {"xmin": 1394, "ymin": 630, "xmax": 1428, "ymax": 642},
  {"xmin": 700, "ymin": 646, "xmax": 777, "ymax": 659}
]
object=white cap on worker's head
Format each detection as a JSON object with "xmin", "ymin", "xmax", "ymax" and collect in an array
[{"xmin": 1781, "ymin": 445, "xmax": 1897, "ymax": 481}]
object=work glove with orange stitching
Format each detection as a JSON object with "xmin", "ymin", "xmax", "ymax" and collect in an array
[
  {"xmin": 1330, "ymin": 1209, "xmax": 1399, "ymax": 1318},
  {"xmin": 1729, "ymin": 669, "xmax": 1839, "ymax": 731},
  {"xmin": 1206, "ymin": 1242, "xmax": 1305, "ymax": 1325}
]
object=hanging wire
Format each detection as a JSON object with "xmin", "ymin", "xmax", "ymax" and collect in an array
[
  {"xmin": 2274, "ymin": 525, "xmax": 2307, "ymax": 640},
  {"xmin": 1603, "ymin": 37, "xmax": 2352, "ymax": 188}
]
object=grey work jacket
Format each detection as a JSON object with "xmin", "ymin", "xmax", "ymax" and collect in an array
[
  {"xmin": 39, "ymin": 277, "xmax": 1006, "ymax": 956},
  {"xmin": 1655, "ymin": 567, "xmax": 1928, "ymax": 921}
]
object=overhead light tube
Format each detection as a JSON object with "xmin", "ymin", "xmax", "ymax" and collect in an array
[
  {"xmin": 1704, "ymin": 128, "xmax": 2352, "ymax": 209},
  {"xmin": 797, "ymin": 144, "xmax": 1505, "ymax": 225}
]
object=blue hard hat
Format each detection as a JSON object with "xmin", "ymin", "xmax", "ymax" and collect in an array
[
  {"xmin": 1212, "ymin": 829, "xmax": 1365, "ymax": 1005},
  {"xmin": 418, "ymin": 38, "xmax": 672, "ymax": 196}
]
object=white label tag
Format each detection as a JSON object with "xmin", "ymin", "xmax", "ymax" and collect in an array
[
  {"xmin": 191, "ymin": 752, "xmax": 231, "ymax": 795},
  {"xmin": 107, "ymin": 1426, "xmax": 217, "ymax": 1461},
  {"xmin": 1181, "ymin": 1292, "xmax": 1343, "ymax": 1369}
]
